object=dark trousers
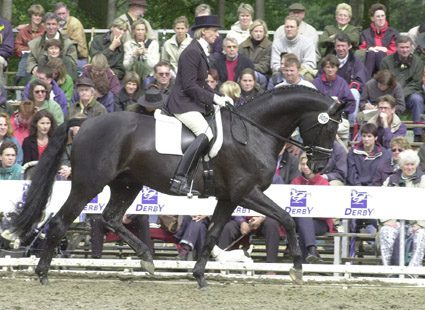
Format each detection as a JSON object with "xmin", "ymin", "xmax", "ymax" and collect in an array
[
  {"xmin": 217, "ymin": 217, "xmax": 282, "ymax": 263},
  {"xmin": 364, "ymin": 50, "xmax": 386, "ymax": 80},
  {"xmin": 173, "ymin": 215, "xmax": 209, "ymax": 257},
  {"xmin": 294, "ymin": 217, "xmax": 329, "ymax": 259},
  {"xmin": 89, "ymin": 214, "xmax": 153, "ymax": 258}
]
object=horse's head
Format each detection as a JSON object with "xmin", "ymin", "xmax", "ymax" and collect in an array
[{"xmin": 298, "ymin": 100, "xmax": 346, "ymax": 173}]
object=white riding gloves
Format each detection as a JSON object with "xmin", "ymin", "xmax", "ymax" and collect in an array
[{"xmin": 213, "ymin": 94, "xmax": 234, "ymax": 107}]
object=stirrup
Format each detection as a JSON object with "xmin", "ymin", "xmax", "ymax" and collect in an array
[{"xmin": 169, "ymin": 177, "xmax": 200, "ymax": 198}]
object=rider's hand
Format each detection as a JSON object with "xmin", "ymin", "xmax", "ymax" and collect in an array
[{"xmin": 213, "ymin": 94, "xmax": 233, "ymax": 107}]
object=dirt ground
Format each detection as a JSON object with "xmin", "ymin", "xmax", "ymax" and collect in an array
[{"xmin": 0, "ymin": 275, "xmax": 424, "ymax": 310}]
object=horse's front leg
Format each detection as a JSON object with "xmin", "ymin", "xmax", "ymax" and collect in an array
[
  {"xmin": 240, "ymin": 187, "xmax": 303, "ymax": 284},
  {"xmin": 193, "ymin": 199, "xmax": 236, "ymax": 289}
]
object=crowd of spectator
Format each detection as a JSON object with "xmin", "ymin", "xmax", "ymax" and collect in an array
[{"xmin": 0, "ymin": 1, "xmax": 425, "ymax": 269}]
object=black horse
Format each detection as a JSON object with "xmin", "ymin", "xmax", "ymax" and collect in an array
[{"xmin": 8, "ymin": 85, "xmax": 345, "ymax": 288}]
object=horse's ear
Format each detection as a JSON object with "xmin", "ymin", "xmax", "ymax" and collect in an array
[{"xmin": 327, "ymin": 101, "xmax": 345, "ymax": 117}]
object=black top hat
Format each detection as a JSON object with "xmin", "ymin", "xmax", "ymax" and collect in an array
[
  {"xmin": 191, "ymin": 15, "xmax": 220, "ymax": 31},
  {"xmin": 76, "ymin": 77, "xmax": 95, "ymax": 88},
  {"xmin": 137, "ymin": 88, "xmax": 166, "ymax": 109}
]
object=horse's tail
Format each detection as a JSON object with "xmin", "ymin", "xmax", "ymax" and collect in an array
[{"xmin": 11, "ymin": 121, "xmax": 69, "ymax": 237}]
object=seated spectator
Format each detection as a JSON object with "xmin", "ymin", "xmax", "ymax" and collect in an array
[
  {"xmin": 0, "ymin": 142, "xmax": 22, "ymax": 180},
  {"xmin": 22, "ymin": 110, "xmax": 57, "ymax": 164},
  {"xmin": 27, "ymin": 79, "xmax": 64, "ymax": 125},
  {"xmin": 10, "ymin": 101, "xmax": 36, "ymax": 146},
  {"xmin": 271, "ymin": 16, "xmax": 317, "ymax": 80},
  {"xmin": 319, "ymin": 3, "xmax": 360, "ymax": 56},
  {"xmin": 366, "ymin": 95, "xmax": 407, "ymax": 149},
  {"xmin": 26, "ymin": 12, "xmax": 77, "ymax": 78},
  {"xmin": 14, "ymin": 4, "xmax": 45, "ymax": 85},
  {"xmin": 211, "ymin": 37, "xmax": 254, "ymax": 83},
  {"xmin": 46, "ymin": 57, "xmax": 74, "ymax": 103},
  {"xmin": 381, "ymin": 35, "xmax": 424, "ymax": 142},
  {"xmin": 359, "ymin": 69, "xmax": 405, "ymax": 119},
  {"xmin": 173, "ymin": 215, "xmax": 209, "ymax": 260},
  {"xmin": 373, "ymin": 136, "xmax": 411, "ymax": 186},
  {"xmin": 357, "ymin": 3, "xmax": 398, "ymax": 79},
  {"xmin": 380, "ymin": 150, "xmax": 425, "ymax": 268},
  {"xmin": 144, "ymin": 61, "xmax": 175, "ymax": 95},
  {"xmin": 115, "ymin": 72, "xmax": 143, "ymax": 112},
  {"xmin": 291, "ymin": 153, "xmax": 336, "ymax": 263},
  {"xmin": 219, "ymin": 81, "xmax": 244, "ymax": 108},
  {"xmin": 0, "ymin": 16, "xmax": 13, "ymax": 83},
  {"xmin": 238, "ymin": 68, "xmax": 263, "ymax": 102},
  {"xmin": 226, "ymin": 3, "xmax": 254, "ymax": 44},
  {"xmin": 269, "ymin": 53, "xmax": 316, "ymax": 90},
  {"xmin": 89, "ymin": 18, "xmax": 127, "ymax": 80},
  {"xmin": 124, "ymin": 19, "xmax": 159, "ymax": 82},
  {"xmin": 313, "ymin": 54, "xmax": 356, "ymax": 120},
  {"xmin": 128, "ymin": 87, "xmax": 166, "ymax": 115},
  {"xmin": 320, "ymin": 138, "xmax": 348, "ymax": 185},
  {"xmin": 118, "ymin": 0, "xmax": 155, "ymax": 43},
  {"xmin": 68, "ymin": 77, "xmax": 107, "ymax": 119},
  {"xmin": 38, "ymin": 38, "xmax": 77, "ymax": 81},
  {"xmin": 0, "ymin": 113, "xmax": 23, "ymax": 165},
  {"xmin": 90, "ymin": 214, "xmax": 153, "ymax": 259},
  {"xmin": 24, "ymin": 65, "xmax": 68, "ymax": 117},
  {"xmin": 161, "ymin": 16, "xmax": 192, "ymax": 75},
  {"xmin": 239, "ymin": 19, "xmax": 272, "ymax": 88},
  {"xmin": 206, "ymin": 68, "xmax": 220, "ymax": 92}
]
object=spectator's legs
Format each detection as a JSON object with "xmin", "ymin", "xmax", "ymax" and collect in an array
[
  {"xmin": 0, "ymin": 56, "xmax": 6, "ymax": 84},
  {"xmin": 15, "ymin": 53, "xmax": 30, "ymax": 85},
  {"xmin": 175, "ymin": 216, "xmax": 209, "ymax": 260},
  {"xmin": 294, "ymin": 217, "xmax": 328, "ymax": 259},
  {"xmin": 408, "ymin": 228, "xmax": 425, "ymax": 267},
  {"xmin": 216, "ymin": 219, "xmax": 242, "ymax": 249},
  {"xmin": 89, "ymin": 214, "xmax": 106, "ymax": 258},
  {"xmin": 364, "ymin": 51, "xmax": 386, "ymax": 80},
  {"xmin": 405, "ymin": 93, "xmax": 425, "ymax": 138},
  {"xmin": 379, "ymin": 225, "xmax": 399, "ymax": 266},
  {"xmin": 258, "ymin": 217, "xmax": 281, "ymax": 263}
]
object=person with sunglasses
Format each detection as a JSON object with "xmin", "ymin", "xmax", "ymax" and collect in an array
[
  {"xmin": 144, "ymin": 61, "xmax": 174, "ymax": 95},
  {"xmin": 27, "ymin": 79, "xmax": 63, "ymax": 125}
]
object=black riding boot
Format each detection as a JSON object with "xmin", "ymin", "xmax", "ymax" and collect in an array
[{"xmin": 170, "ymin": 133, "xmax": 209, "ymax": 196}]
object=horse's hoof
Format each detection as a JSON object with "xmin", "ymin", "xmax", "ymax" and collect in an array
[
  {"xmin": 194, "ymin": 275, "xmax": 208, "ymax": 289},
  {"xmin": 289, "ymin": 267, "xmax": 303, "ymax": 285},
  {"xmin": 39, "ymin": 276, "xmax": 49, "ymax": 285},
  {"xmin": 140, "ymin": 260, "xmax": 155, "ymax": 275}
]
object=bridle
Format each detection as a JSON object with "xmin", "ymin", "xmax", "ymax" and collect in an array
[{"xmin": 224, "ymin": 103, "xmax": 340, "ymax": 160}]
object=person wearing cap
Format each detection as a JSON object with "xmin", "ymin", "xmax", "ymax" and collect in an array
[
  {"xmin": 89, "ymin": 18, "xmax": 128, "ymax": 80},
  {"xmin": 226, "ymin": 3, "xmax": 254, "ymax": 45},
  {"xmin": 166, "ymin": 15, "xmax": 233, "ymax": 196},
  {"xmin": 274, "ymin": 3, "xmax": 319, "ymax": 60},
  {"xmin": 54, "ymin": 2, "xmax": 88, "ymax": 72},
  {"xmin": 68, "ymin": 77, "xmax": 107, "ymax": 120},
  {"xmin": 118, "ymin": 0, "xmax": 156, "ymax": 42},
  {"xmin": 381, "ymin": 35, "xmax": 424, "ymax": 142},
  {"xmin": 128, "ymin": 87, "xmax": 166, "ymax": 115}
]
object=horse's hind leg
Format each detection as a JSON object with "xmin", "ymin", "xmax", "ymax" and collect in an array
[
  {"xmin": 240, "ymin": 187, "xmax": 303, "ymax": 284},
  {"xmin": 35, "ymin": 187, "xmax": 97, "ymax": 284},
  {"xmin": 193, "ymin": 199, "xmax": 236, "ymax": 289},
  {"xmin": 101, "ymin": 180, "xmax": 154, "ymax": 274}
]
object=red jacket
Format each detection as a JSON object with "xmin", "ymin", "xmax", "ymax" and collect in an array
[{"xmin": 15, "ymin": 24, "xmax": 45, "ymax": 57}]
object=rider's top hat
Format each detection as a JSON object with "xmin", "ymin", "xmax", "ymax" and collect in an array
[
  {"xmin": 191, "ymin": 15, "xmax": 220, "ymax": 31},
  {"xmin": 138, "ymin": 88, "xmax": 166, "ymax": 109}
]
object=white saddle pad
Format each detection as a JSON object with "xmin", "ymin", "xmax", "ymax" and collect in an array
[{"xmin": 154, "ymin": 106, "xmax": 223, "ymax": 158}]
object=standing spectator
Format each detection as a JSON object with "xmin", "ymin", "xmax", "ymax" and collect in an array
[
  {"xmin": 271, "ymin": 53, "xmax": 316, "ymax": 89},
  {"xmin": 313, "ymin": 54, "xmax": 356, "ymax": 119},
  {"xmin": 124, "ymin": 19, "xmax": 159, "ymax": 82},
  {"xmin": 22, "ymin": 110, "xmax": 57, "ymax": 164},
  {"xmin": 27, "ymin": 80, "xmax": 64, "ymax": 125},
  {"xmin": 26, "ymin": 12, "xmax": 77, "ymax": 77},
  {"xmin": 367, "ymin": 95, "xmax": 407, "ymax": 149},
  {"xmin": 115, "ymin": 72, "xmax": 142, "ymax": 111},
  {"xmin": 226, "ymin": 3, "xmax": 254, "ymax": 44},
  {"xmin": 90, "ymin": 18, "xmax": 128, "ymax": 80},
  {"xmin": 10, "ymin": 101, "xmax": 36, "ymax": 146},
  {"xmin": 0, "ymin": 113, "xmax": 23, "ymax": 165},
  {"xmin": 271, "ymin": 16, "xmax": 317, "ymax": 80},
  {"xmin": 68, "ymin": 77, "xmax": 107, "ymax": 120},
  {"xmin": 0, "ymin": 142, "xmax": 22, "ymax": 180},
  {"xmin": 319, "ymin": 3, "xmax": 360, "ymax": 56},
  {"xmin": 161, "ymin": 16, "xmax": 192, "ymax": 75},
  {"xmin": 291, "ymin": 153, "xmax": 336, "ymax": 263},
  {"xmin": 238, "ymin": 68, "xmax": 263, "ymax": 103},
  {"xmin": 381, "ymin": 35, "xmax": 424, "ymax": 142},
  {"xmin": 54, "ymin": 2, "xmax": 88, "ymax": 71},
  {"xmin": 380, "ymin": 150, "xmax": 425, "ymax": 268},
  {"xmin": 144, "ymin": 61, "xmax": 175, "ymax": 95},
  {"xmin": 357, "ymin": 3, "xmax": 398, "ymax": 79},
  {"xmin": 0, "ymin": 16, "xmax": 13, "ymax": 83},
  {"xmin": 14, "ymin": 4, "xmax": 45, "ymax": 85},
  {"xmin": 239, "ymin": 19, "xmax": 272, "ymax": 88},
  {"xmin": 212, "ymin": 37, "xmax": 254, "ymax": 83},
  {"xmin": 118, "ymin": 0, "xmax": 155, "ymax": 42},
  {"xmin": 274, "ymin": 3, "xmax": 319, "ymax": 59}
]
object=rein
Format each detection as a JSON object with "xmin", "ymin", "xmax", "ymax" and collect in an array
[{"xmin": 223, "ymin": 103, "xmax": 335, "ymax": 158}]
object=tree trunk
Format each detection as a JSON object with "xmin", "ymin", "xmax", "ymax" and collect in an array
[
  {"xmin": 256, "ymin": 0, "xmax": 265, "ymax": 20},
  {"xmin": 218, "ymin": 0, "xmax": 225, "ymax": 27},
  {"xmin": 1, "ymin": 0, "xmax": 12, "ymax": 21},
  {"xmin": 107, "ymin": 0, "xmax": 117, "ymax": 26},
  {"xmin": 349, "ymin": 0, "xmax": 364, "ymax": 27}
]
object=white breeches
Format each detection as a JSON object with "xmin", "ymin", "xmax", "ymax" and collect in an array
[{"xmin": 175, "ymin": 111, "xmax": 213, "ymax": 141}]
